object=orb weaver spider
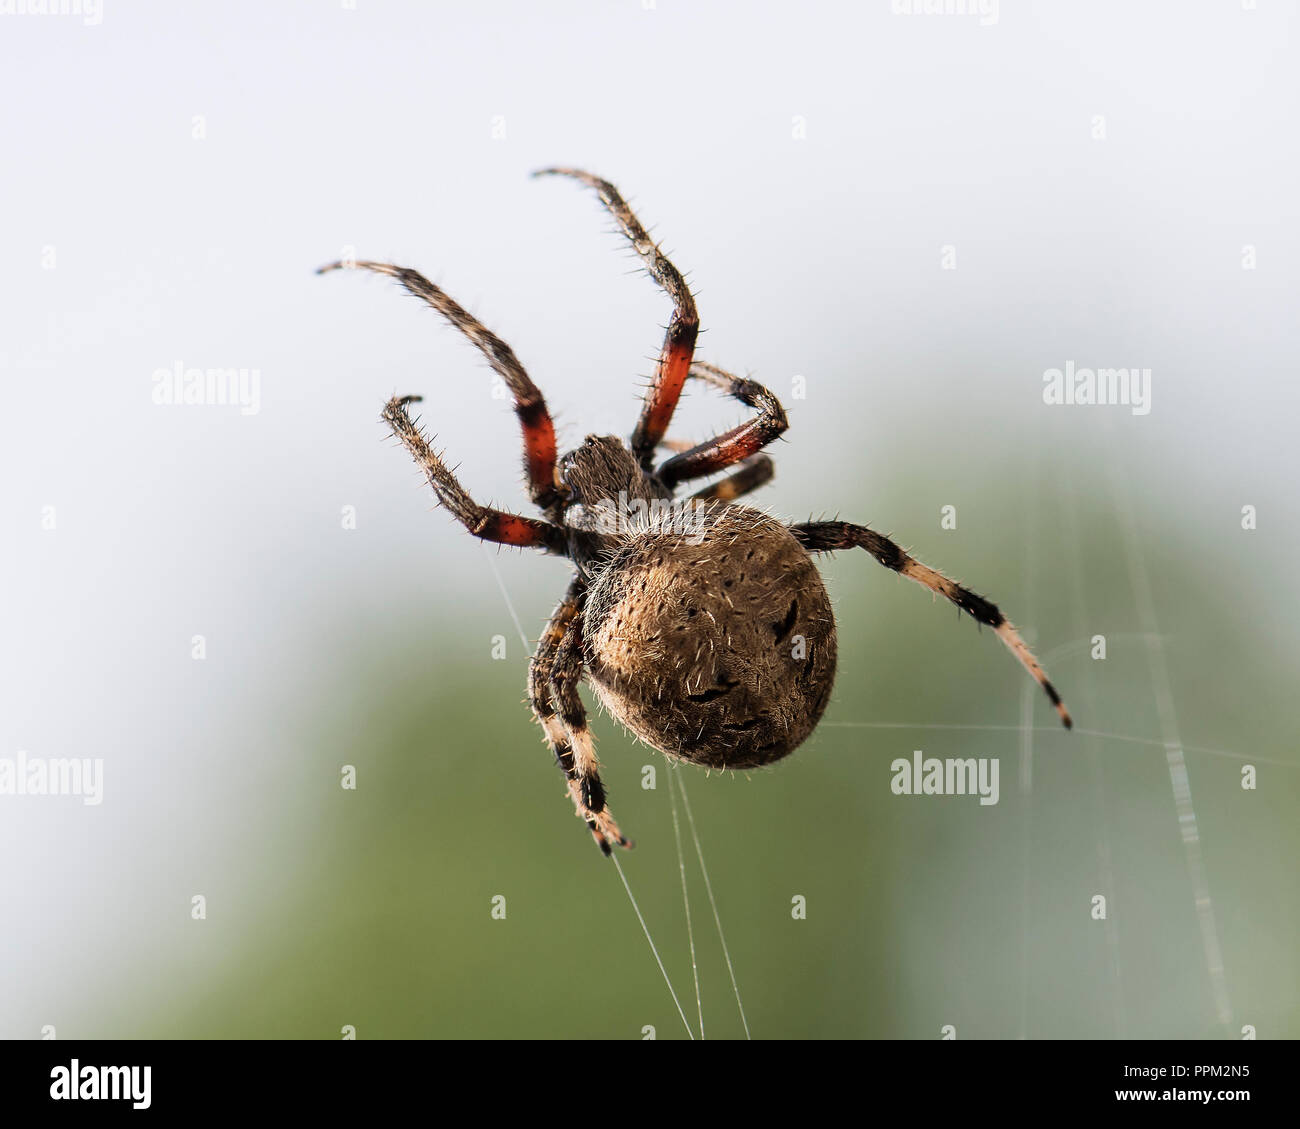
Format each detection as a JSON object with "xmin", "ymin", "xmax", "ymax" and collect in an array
[{"xmin": 319, "ymin": 168, "xmax": 1072, "ymax": 855}]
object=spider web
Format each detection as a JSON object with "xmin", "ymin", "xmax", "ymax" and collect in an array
[
  {"xmin": 819, "ymin": 439, "xmax": 1250, "ymax": 1040},
  {"xmin": 480, "ymin": 542, "xmax": 746, "ymax": 1040},
  {"xmin": 478, "ymin": 432, "xmax": 1272, "ymax": 1039}
]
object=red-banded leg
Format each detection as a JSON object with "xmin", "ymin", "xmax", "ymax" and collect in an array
[
  {"xmin": 690, "ymin": 454, "xmax": 775, "ymax": 504},
  {"xmin": 319, "ymin": 259, "xmax": 562, "ymax": 509},
  {"xmin": 383, "ymin": 395, "xmax": 566, "ymax": 551},
  {"xmin": 532, "ymin": 168, "xmax": 699, "ymax": 468},
  {"xmin": 657, "ymin": 362, "xmax": 788, "ymax": 490}
]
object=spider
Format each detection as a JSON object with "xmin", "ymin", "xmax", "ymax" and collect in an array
[{"xmin": 319, "ymin": 167, "xmax": 1072, "ymax": 855}]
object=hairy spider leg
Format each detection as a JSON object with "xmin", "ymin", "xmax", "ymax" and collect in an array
[
  {"xmin": 318, "ymin": 259, "xmax": 562, "ymax": 509},
  {"xmin": 529, "ymin": 581, "xmax": 631, "ymax": 854},
  {"xmin": 689, "ymin": 454, "xmax": 775, "ymax": 503},
  {"xmin": 532, "ymin": 168, "xmax": 699, "ymax": 468},
  {"xmin": 658, "ymin": 362, "xmax": 788, "ymax": 489},
  {"xmin": 382, "ymin": 396, "xmax": 566, "ymax": 551},
  {"xmin": 790, "ymin": 520, "xmax": 1073, "ymax": 729}
]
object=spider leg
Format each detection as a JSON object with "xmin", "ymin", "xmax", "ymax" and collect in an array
[
  {"xmin": 690, "ymin": 454, "xmax": 775, "ymax": 503},
  {"xmin": 528, "ymin": 584, "xmax": 630, "ymax": 855},
  {"xmin": 790, "ymin": 520, "xmax": 1073, "ymax": 728},
  {"xmin": 527, "ymin": 582, "xmax": 600, "ymax": 846},
  {"xmin": 532, "ymin": 168, "xmax": 698, "ymax": 467},
  {"xmin": 657, "ymin": 437, "xmax": 696, "ymax": 454},
  {"xmin": 383, "ymin": 395, "xmax": 566, "ymax": 552},
  {"xmin": 657, "ymin": 362, "xmax": 788, "ymax": 490},
  {"xmin": 318, "ymin": 259, "xmax": 561, "ymax": 509}
]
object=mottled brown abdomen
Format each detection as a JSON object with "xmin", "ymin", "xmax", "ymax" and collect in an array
[{"xmin": 582, "ymin": 505, "xmax": 838, "ymax": 769}]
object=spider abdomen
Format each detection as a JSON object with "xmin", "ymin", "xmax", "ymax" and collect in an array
[{"xmin": 582, "ymin": 505, "xmax": 838, "ymax": 769}]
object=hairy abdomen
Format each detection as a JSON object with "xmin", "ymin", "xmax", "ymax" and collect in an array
[{"xmin": 582, "ymin": 506, "xmax": 837, "ymax": 769}]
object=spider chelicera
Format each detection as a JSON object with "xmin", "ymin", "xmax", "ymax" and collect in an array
[{"xmin": 319, "ymin": 167, "xmax": 1072, "ymax": 855}]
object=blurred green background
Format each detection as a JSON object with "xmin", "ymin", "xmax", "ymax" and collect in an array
[{"xmin": 93, "ymin": 435, "xmax": 1300, "ymax": 1039}]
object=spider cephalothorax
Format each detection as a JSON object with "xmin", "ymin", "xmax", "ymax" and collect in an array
[{"xmin": 320, "ymin": 168, "xmax": 1072, "ymax": 855}]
